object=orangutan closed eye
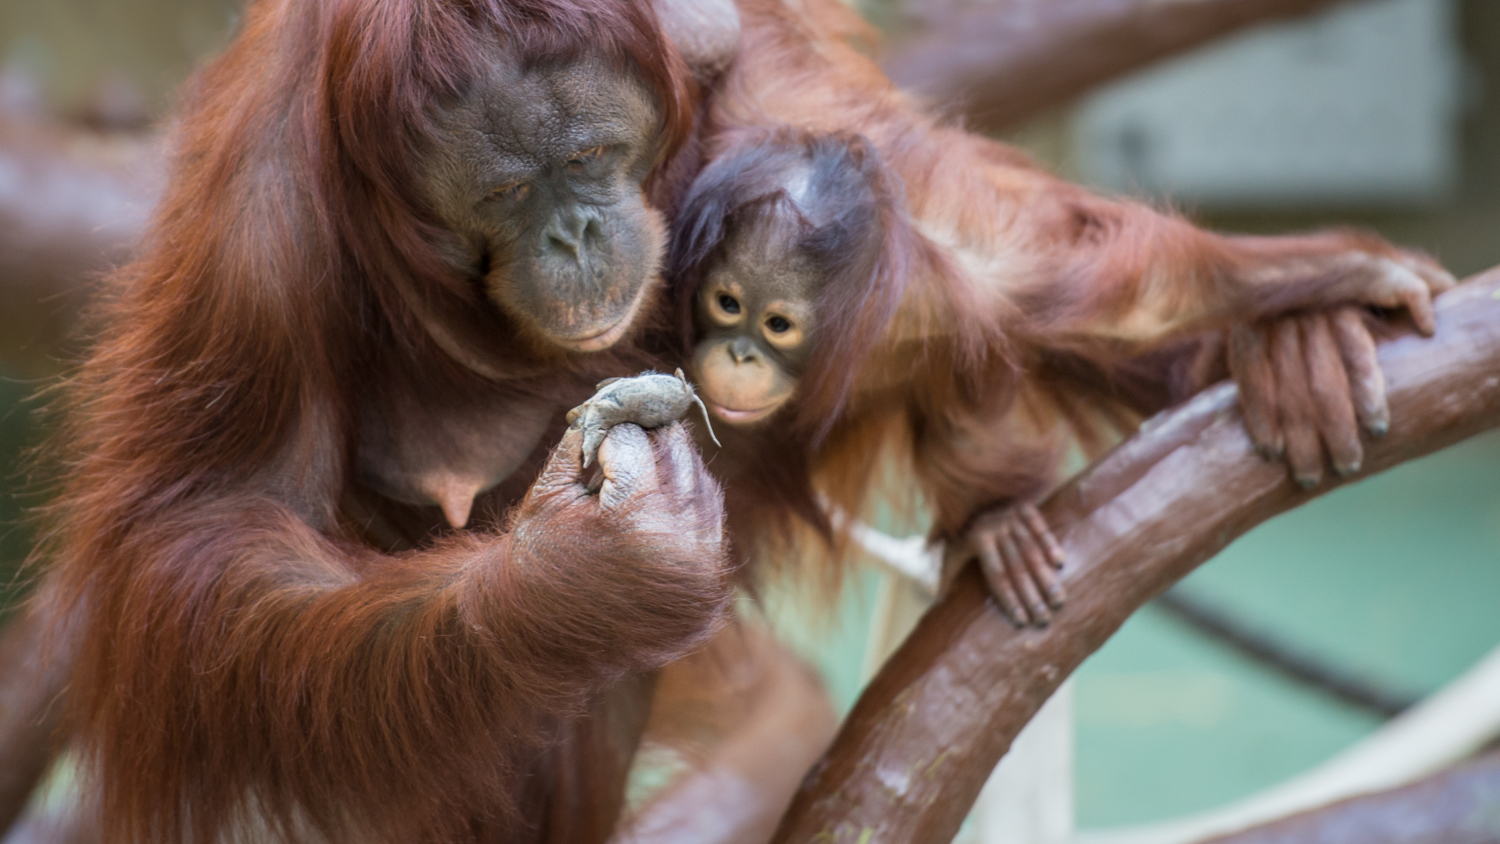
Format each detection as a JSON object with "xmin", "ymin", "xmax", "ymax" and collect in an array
[{"xmin": 420, "ymin": 54, "xmax": 669, "ymax": 354}]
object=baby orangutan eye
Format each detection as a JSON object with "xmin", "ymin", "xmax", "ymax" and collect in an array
[
  {"xmin": 761, "ymin": 312, "xmax": 804, "ymax": 350},
  {"xmin": 718, "ymin": 294, "xmax": 742, "ymax": 315}
]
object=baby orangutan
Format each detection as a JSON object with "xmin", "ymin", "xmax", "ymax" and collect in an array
[
  {"xmin": 673, "ymin": 130, "xmax": 1070, "ymax": 621},
  {"xmin": 671, "ymin": 129, "xmax": 1452, "ymax": 627}
]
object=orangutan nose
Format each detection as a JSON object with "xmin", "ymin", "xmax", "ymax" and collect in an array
[
  {"xmin": 545, "ymin": 206, "xmax": 601, "ymax": 257},
  {"xmin": 730, "ymin": 337, "xmax": 760, "ymax": 364}
]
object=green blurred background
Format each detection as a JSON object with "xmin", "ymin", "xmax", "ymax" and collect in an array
[{"xmin": 1, "ymin": 0, "xmax": 1497, "ymax": 832}]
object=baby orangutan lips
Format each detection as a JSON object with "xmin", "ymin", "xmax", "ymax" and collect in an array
[{"xmin": 704, "ymin": 398, "xmax": 787, "ymax": 425}]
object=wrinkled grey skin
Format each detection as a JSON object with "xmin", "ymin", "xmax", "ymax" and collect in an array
[
  {"xmin": 421, "ymin": 53, "xmax": 666, "ymax": 352},
  {"xmin": 569, "ymin": 370, "xmax": 719, "ymax": 467}
]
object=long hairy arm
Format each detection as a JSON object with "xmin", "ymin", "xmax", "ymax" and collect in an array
[{"xmin": 45, "ymin": 423, "xmax": 729, "ymax": 843}]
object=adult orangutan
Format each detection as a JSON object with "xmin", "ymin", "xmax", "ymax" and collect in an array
[
  {"xmin": 687, "ymin": 0, "xmax": 1452, "ymax": 625},
  {"xmin": 21, "ymin": 0, "xmax": 788, "ymax": 841}
]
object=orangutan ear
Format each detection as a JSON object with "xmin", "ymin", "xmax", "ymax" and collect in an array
[{"xmin": 656, "ymin": 0, "xmax": 740, "ymax": 79}]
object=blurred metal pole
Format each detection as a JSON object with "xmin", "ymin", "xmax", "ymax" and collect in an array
[{"xmin": 1154, "ymin": 589, "xmax": 1419, "ymax": 720}]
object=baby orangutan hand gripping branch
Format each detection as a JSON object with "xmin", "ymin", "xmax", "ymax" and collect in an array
[{"xmin": 671, "ymin": 129, "xmax": 1453, "ymax": 628}]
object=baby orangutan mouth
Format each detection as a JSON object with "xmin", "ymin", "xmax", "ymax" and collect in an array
[{"xmin": 701, "ymin": 396, "xmax": 789, "ymax": 425}]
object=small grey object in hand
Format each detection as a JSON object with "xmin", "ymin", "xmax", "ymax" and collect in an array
[{"xmin": 567, "ymin": 369, "xmax": 721, "ymax": 467}]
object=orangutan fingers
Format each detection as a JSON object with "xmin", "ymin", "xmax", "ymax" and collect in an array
[
  {"xmin": 976, "ymin": 532, "xmax": 1028, "ymax": 627},
  {"xmin": 650, "ymin": 423, "xmax": 706, "ymax": 501},
  {"xmin": 534, "ymin": 427, "xmax": 589, "ymax": 492},
  {"xmin": 1397, "ymin": 277, "xmax": 1439, "ymax": 336},
  {"xmin": 1399, "ymin": 253, "xmax": 1457, "ymax": 296},
  {"xmin": 1184, "ymin": 331, "xmax": 1228, "ymax": 394},
  {"xmin": 1363, "ymin": 257, "xmax": 1439, "ymax": 336},
  {"xmin": 1300, "ymin": 313, "xmax": 1363, "ymax": 476},
  {"xmin": 999, "ymin": 525, "xmax": 1051, "ymax": 627},
  {"xmin": 1019, "ymin": 503, "xmax": 1065, "ymax": 569},
  {"xmin": 1270, "ymin": 318, "xmax": 1325, "ymax": 487},
  {"xmin": 1011, "ymin": 520, "xmax": 1064, "ymax": 608},
  {"xmin": 596, "ymin": 424, "xmax": 659, "ymax": 510},
  {"xmin": 1229, "ymin": 322, "xmax": 1284, "ymax": 460},
  {"xmin": 1331, "ymin": 306, "xmax": 1389, "ymax": 437}
]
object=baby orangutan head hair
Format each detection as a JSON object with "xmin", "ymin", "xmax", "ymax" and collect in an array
[{"xmin": 671, "ymin": 129, "xmax": 912, "ymax": 441}]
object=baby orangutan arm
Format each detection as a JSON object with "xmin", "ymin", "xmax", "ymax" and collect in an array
[{"xmin": 1009, "ymin": 180, "xmax": 1453, "ymax": 487}]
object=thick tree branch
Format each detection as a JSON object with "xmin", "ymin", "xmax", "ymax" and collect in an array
[
  {"xmin": 771, "ymin": 269, "xmax": 1500, "ymax": 844},
  {"xmin": 882, "ymin": 0, "xmax": 1352, "ymax": 134},
  {"xmin": 0, "ymin": 116, "xmax": 160, "ymax": 377}
]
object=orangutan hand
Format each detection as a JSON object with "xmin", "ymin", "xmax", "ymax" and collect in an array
[
  {"xmin": 1230, "ymin": 305, "xmax": 1404, "ymax": 487},
  {"xmin": 944, "ymin": 503, "xmax": 1064, "ymax": 628}
]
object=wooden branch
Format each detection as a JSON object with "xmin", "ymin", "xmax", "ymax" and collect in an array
[
  {"xmin": 771, "ymin": 269, "xmax": 1500, "ymax": 844},
  {"xmin": 0, "ymin": 115, "xmax": 160, "ymax": 377},
  {"xmin": 1200, "ymin": 750, "xmax": 1500, "ymax": 844},
  {"xmin": 882, "ymin": 0, "xmax": 1352, "ymax": 134}
]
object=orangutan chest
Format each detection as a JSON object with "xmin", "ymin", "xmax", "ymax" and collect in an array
[{"xmin": 356, "ymin": 387, "xmax": 560, "ymax": 529}]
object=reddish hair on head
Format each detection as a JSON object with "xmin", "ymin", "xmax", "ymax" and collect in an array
[{"xmin": 670, "ymin": 128, "xmax": 914, "ymax": 442}]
